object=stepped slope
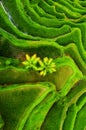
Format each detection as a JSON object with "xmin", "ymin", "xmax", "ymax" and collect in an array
[{"xmin": 0, "ymin": 0, "xmax": 86, "ymax": 130}]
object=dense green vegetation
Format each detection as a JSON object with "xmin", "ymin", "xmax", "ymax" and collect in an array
[{"xmin": 0, "ymin": 0, "xmax": 86, "ymax": 130}]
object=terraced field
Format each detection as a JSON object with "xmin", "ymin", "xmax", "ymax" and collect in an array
[{"xmin": 0, "ymin": 0, "xmax": 86, "ymax": 130}]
